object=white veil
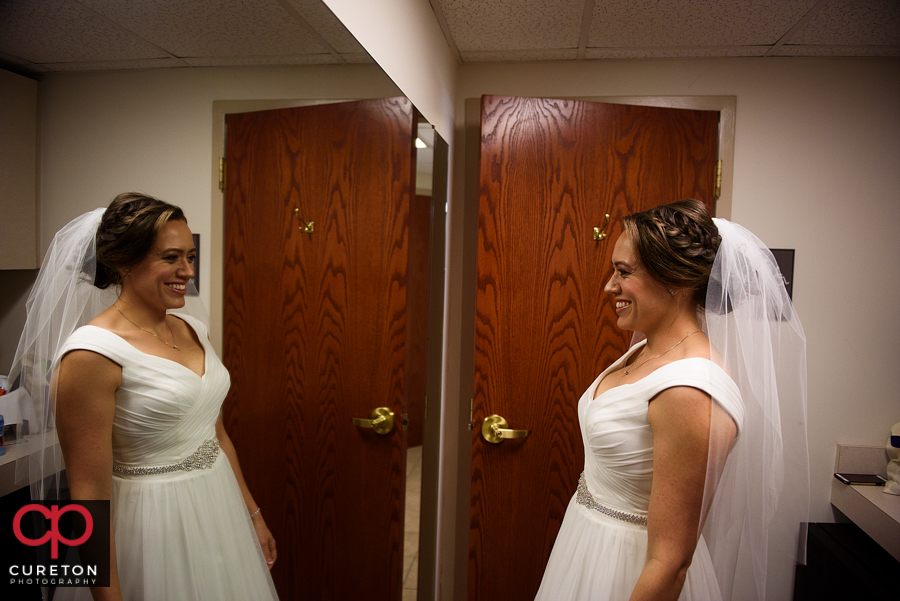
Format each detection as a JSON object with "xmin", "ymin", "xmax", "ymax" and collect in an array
[
  {"xmin": 701, "ymin": 218, "xmax": 809, "ymax": 601},
  {"xmin": 8, "ymin": 207, "xmax": 207, "ymax": 502}
]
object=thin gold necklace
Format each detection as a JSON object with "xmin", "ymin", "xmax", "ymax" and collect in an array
[
  {"xmin": 114, "ymin": 304, "xmax": 179, "ymax": 350},
  {"xmin": 623, "ymin": 330, "xmax": 701, "ymax": 375}
]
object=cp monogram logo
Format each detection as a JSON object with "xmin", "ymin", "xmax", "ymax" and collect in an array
[{"xmin": 13, "ymin": 504, "xmax": 94, "ymax": 559}]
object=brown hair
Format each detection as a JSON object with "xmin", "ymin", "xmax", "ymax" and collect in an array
[
  {"xmin": 622, "ymin": 199, "xmax": 721, "ymax": 308},
  {"xmin": 94, "ymin": 192, "xmax": 187, "ymax": 289}
]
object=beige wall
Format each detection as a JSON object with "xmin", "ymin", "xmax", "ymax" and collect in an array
[{"xmin": 37, "ymin": 64, "xmax": 401, "ymax": 312}]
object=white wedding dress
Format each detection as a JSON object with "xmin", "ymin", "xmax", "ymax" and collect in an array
[
  {"xmin": 54, "ymin": 315, "xmax": 278, "ymax": 600},
  {"xmin": 535, "ymin": 340, "xmax": 743, "ymax": 601}
]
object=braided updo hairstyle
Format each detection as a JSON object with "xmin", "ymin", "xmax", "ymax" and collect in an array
[
  {"xmin": 94, "ymin": 192, "xmax": 187, "ymax": 290},
  {"xmin": 622, "ymin": 199, "xmax": 721, "ymax": 309}
]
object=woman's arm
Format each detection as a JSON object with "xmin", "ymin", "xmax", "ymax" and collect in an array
[
  {"xmin": 55, "ymin": 350, "xmax": 123, "ymax": 601},
  {"xmin": 215, "ymin": 415, "xmax": 277, "ymax": 569},
  {"xmin": 629, "ymin": 386, "xmax": 734, "ymax": 601}
]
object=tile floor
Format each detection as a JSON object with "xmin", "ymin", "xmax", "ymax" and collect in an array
[{"xmin": 403, "ymin": 445, "xmax": 422, "ymax": 601}]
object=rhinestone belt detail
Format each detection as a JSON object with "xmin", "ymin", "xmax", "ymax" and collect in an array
[
  {"xmin": 575, "ymin": 472, "xmax": 648, "ymax": 526},
  {"xmin": 113, "ymin": 438, "xmax": 220, "ymax": 476}
]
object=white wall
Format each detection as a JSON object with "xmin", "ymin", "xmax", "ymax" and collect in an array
[{"xmin": 440, "ymin": 55, "xmax": 900, "ymax": 599}]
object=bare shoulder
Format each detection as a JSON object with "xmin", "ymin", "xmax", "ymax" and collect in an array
[
  {"xmin": 58, "ymin": 348, "xmax": 121, "ymax": 391},
  {"xmin": 647, "ymin": 385, "xmax": 712, "ymax": 437}
]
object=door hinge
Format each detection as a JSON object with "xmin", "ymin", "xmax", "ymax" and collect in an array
[
  {"xmin": 219, "ymin": 157, "xmax": 226, "ymax": 192},
  {"xmin": 714, "ymin": 159, "xmax": 722, "ymax": 200},
  {"xmin": 468, "ymin": 398, "xmax": 474, "ymax": 431}
]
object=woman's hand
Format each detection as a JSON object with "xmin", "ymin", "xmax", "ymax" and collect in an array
[
  {"xmin": 216, "ymin": 415, "xmax": 278, "ymax": 571},
  {"xmin": 251, "ymin": 511, "xmax": 277, "ymax": 570}
]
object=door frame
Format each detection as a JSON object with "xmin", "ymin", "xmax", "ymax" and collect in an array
[
  {"xmin": 445, "ymin": 95, "xmax": 736, "ymax": 600},
  {"xmin": 208, "ymin": 98, "xmax": 445, "ymax": 601}
]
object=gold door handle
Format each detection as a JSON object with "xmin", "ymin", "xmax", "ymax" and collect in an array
[
  {"xmin": 481, "ymin": 414, "xmax": 530, "ymax": 444},
  {"xmin": 352, "ymin": 407, "xmax": 395, "ymax": 435},
  {"xmin": 593, "ymin": 213, "xmax": 611, "ymax": 241}
]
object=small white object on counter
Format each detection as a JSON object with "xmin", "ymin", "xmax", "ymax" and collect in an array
[{"xmin": 886, "ymin": 421, "xmax": 900, "ymax": 496}]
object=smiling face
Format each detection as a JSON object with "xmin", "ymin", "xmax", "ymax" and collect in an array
[
  {"xmin": 603, "ymin": 232, "xmax": 675, "ymax": 335},
  {"xmin": 122, "ymin": 219, "xmax": 196, "ymax": 312}
]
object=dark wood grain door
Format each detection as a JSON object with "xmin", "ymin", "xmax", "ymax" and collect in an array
[
  {"xmin": 223, "ymin": 98, "xmax": 417, "ymax": 601},
  {"xmin": 404, "ymin": 194, "xmax": 433, "ymax": 449},
  {"xmin": 469, "ymin": 95, "xmax": 718, "ymax": 600}
]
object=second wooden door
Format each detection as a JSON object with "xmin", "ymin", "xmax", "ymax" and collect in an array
[{"xmin": 469, "ymin": 95, "xmax": 718, "ymax": 600}]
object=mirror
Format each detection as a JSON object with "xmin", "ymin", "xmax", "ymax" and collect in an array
[
  {"xmin": 211, "ymin": 94, "xmax": 446, "ymax": 601},
  {"xmin": 0, "ymin": 1, "xmax": 448, "ymax": 598}
]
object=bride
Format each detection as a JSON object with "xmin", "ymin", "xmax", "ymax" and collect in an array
[
  {"xmin": 535, "ymin": 199, "xmax": 809, "ymax": 601},
  {"xmin": 10, "ymin": 193, "xmax": 280, "ymax": 600}
]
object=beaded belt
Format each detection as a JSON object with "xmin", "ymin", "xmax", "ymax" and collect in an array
[
  {"xmin": 112, "ymin": 438, "xmax": 220, "ymax": 476},
  {"xmin": 575, "ymin": 472, "xmax": 648, "ymax": 526}
]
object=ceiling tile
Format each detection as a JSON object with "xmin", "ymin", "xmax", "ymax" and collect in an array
[
  {"xmin": 0, "ymin": 0, "xmax": 169, "ymax": 64},
  {"xmin": 589, "ymin": 0, "xmax": 819, "ymax": 47},
  {"xmin": 83, "ymin": 0, "xmax": 329, "ymax": 58},
  {"xmin": 340, "ymin": 52, "xmax": 377, "ymax": 64},
  {"xmin": 284, "ymin": 0, "xmax": 366, "ymax": 54},
  {"xmin": 437, "ymin": 0, "xmax": 583, "ymax": 51},
  {"xmin": 787, "ymin": 0, "xmax": 900, "ymax": 46}
]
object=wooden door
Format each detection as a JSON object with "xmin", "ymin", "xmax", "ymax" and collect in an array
[
  {"xmin": 223, "ymin": 98, "xmax": 417, "ymax": 601},
  {"xmin": 404, "ymin": 194, "xmax": 433, "ymax": 449},
  {"xmin": 469, "ymin": 95, "xmax": 718, "ymax": 600}
]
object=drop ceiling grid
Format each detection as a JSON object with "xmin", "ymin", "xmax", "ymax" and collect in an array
[
  {"xmin": 587, "ymin": 0, "xmax": 820, "ymax": 48},
  {"xmin": 81, "ymin": 0, "xmax": 328, "ymax": 58},
  {"xmin": 0, "ymin": 0, "xmax": 169, "ymax": 64},
  {"xmin": 1, "ymin": 0, "xmax": 897, "ymax": 72},
  {"xmin": 437, "ymin": 0, "xmax": 584, "ymax": 51}
]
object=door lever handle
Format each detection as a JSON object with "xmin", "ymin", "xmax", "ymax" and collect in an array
[
  {"xmin": 352, "ymin": 407, "xmax": 395, "ymax": 435},
  {"xmin": 481, "ymin": 414, "xmax": 530, "ymax": 444}
]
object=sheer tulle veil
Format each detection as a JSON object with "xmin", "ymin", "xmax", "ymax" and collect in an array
[
  {"xmin": 8, "ymin": 207, "xmax": 207, "ymax": 502},
  {"xmin": 700, "ymin": 218, "xmax": 809, "ymax": 601}
]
